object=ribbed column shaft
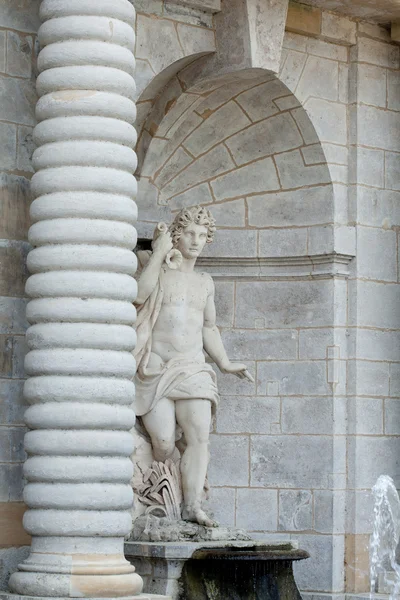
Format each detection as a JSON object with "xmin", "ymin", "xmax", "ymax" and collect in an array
[{"xmin": 9, "ymin": 1, "xmax": 142, "ymax": 597}]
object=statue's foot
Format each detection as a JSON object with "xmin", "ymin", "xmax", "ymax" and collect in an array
[{"xmin": 182, "ymin": 506, "xmax": 219, "ymax": 528}]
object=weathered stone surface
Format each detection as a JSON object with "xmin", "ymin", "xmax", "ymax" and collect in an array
[
  {"xmin": 132, "ymin": 0, "xmax": 164, "ymax": 16},
  {"xmin": 339, "ymin": 63, "xmax": 349, "ymax": 103},
  {"xmin": 296, "ymin": 56, "xmax": 339, "ymax": 103},
  {"xmin": 282, "ymin": 397, "xmax": 335, "ymax": 435},
  {"xmin": 0, "ymin": 31, "xmax": 5, "ymax": 73},
  {"xmin": 306, "ymin": 37, "xmax": 347, "ymax": 62},
  {"xmin": 279, "ymin": 50, "xmax": 307, "ymax": 93},
  {"xmin": 236, "ymin": 489, "xmax": 278, "ymax": 531},
  {"xmin": 202, "ymin": 229, "xmax": 257, "ymax": 258},
  {"xmin": 209, "ymin": 435, "xmax": 249, "ymax": 486},
  {"xmin": 216, "ymin": 396, "xmax": 280, "ymax": 434},
  {"xmin": 225, "ymin": 113, "xmax": 303, "ymax": 166},
  {"xmin": 247, "ymin": 186, "xmax": 333, "ymax": 227},
  {"xmin": 278, "ymin": 490, "xmax": 312, "ymax": 531},
  {"xmin": 221, "ymin": 329, "xmax": 297, "ymax": 361},
  {"xmin": 136, "ymin": 178, "xmax": 170, "ymax": 224},
  {"xmin": 134, "ymin": 59, "xmax": 156, "ymax": 102},
  {"xmin": 176, "ymin": 22, "xmax": 215, "ymax": 55},
  {"xmin": 213, "ymin": 363, "xmax": 256, "ymax": 396},
  {"xmin": 385, "ymin": 151, "xmax": 400, "ymax": 191},
  {"xmin": 291, "ymin": 107, "xmax": 319, "ymax": 145},
  {"xmin": 390, "ymin": 363, "xmax": 400, "ymax": 397},
  {"xmin": 286, "ymin": 2, "xmax": 321, "ymax": 36},
  {"xmin": 353, "ymin": 37, "xmax": 399, "ymax": 69},
  {"xmin": 136, "ymin": 15, "xmax": 184, "ymax": 75},
  {"xmin": 355, "ymin": 147, "xmax": 384, "ymax": 188},
  {"xmin": 211, "ymin": 157, "xmax": 280, "ymax": 200},
  {"xmin": 356, "ymin": 187, "xmax": 400, "ymax": 228},
  {"xmin": 275, "ymin": 149, "xmax": 331, "ymax": 189},
  {"xmin": 0, "ymin": 546, "xmax": 30, "ymax": 590},
  {"xmin": 164, "ymin": 1, "xmax": 213, "ymax": 27},
  {"xmin": 293, "ymin": 534, "xmax": 345, "ymax": 593},
  {"xmin": 168, "ymin": 182, "xmax": 213, "ymax": 210},
  {"xmin": 387, "ymin": 70, "xmax": 400, "ymax": 111},
  {"xmin": 17, "ymin": 126, "xmax": 35, "ymax": 173},
  {"xmin": 0, "ymin": 123, "xmax": 17, "ymax": 171},
  {"xmin": 235, "ymin": 80, "xmax": 283, "ymax": 122},
  {"xmin": 12, "ymin": 335, "xmax": 27, "ymax": 379},
  {"xmin": 209, "ymin": 199, "xmax": 245, "ymax": 228},
  {"xmin": 353, "ymin": 281, "xmax": 400, "ymax": 330},
  {"xmin": 0, "ymin": 0, "xmax": 40, "ymax": 33},
  {"xmin": 347, "ymin": 397, "xmax": 383, "ymax": 435},
  {"xmin": 348, "ymin": 436, "xmax": 400, "ymax": 488},
  {"xmin": 0, "ymin": 379, "xmax": 26, "ymax": 424},
  {"xmin": 213, "ymin": 281, "xmax": 234, "ymax": 327},
  {"xmin": 347, "ymin": 360, "xmax": 389, "ymax": 397},
  {"xmin": 154, "ymin": 148, "xmax": 193, "ymax": 189},
  {"xmin": 0, "ymin": 242, "xmax": 29, "ymax": 297},
  {"xmin": 183, "ymin": 101, "xmax": 250, "ymax": 157},
  {"xmin": 301, "ymin": 143, "xmax": 326, "ymax": 165},
  {"xmin": 355, "ymin": 64, "xmax": 387, "ymax": 108},
  {"xmin": 251, "ymin": 435, "xmax": 333, "ymax": 488},
  {"xmin": 0, "ymin": 76, "xmax": 36, "ymax": 126},
  {"xmin": 356, "ymin": 105, "xmax": 400, "ymax": 152},
  {"xmin": 359, "ymin": 22, "xmax": 391, "ymax": 41},
  {"xmin": 283, "ymin": 32, "xmax": 307, "ymax": 53},
  {"xmin": 299, "ymin": 329, "xmax": 347, "ymax": 360},
  {"xmin": 167, "ymin": 0, "xmax": 221, "ymax": 13},
  {"xmin": 0, "ymin": 464, "xmax": 24, "ymax": 502},
  {"xmin": 235, "ymin": 280, "xmax": 333, "ymax": 328},
  {"xmin": 204, "ymin": 487, "xmax": 235, "ymax": 527},
  {"xmin": 352, "ymin": 329, "xmax": 400, "ymax": 363},
  {"xmin": 6, "ymin": 32, "xmax": 33, "ymax": 78},
  {"xmin": 384, "ymin": 399, "xmax": 400, "ymax": 434},
  {"xmin": 257, "ymin": 360, "xmax": 345, "ymax": 396},
  {"xmin": 304, "ymin": 98, "xmax": 347, "ymax": 145},
  {"xmin": 163, "ymin": 145, "xmax": 234, "ymax": 198},
  {"xmin": 346, "ymin": 490, "xmax": 374, "ymax": 536},
  {"xmin": 258, "ymin": 228, "xmax": 307, "ymax": 257},
  {"xmin": 357, "ymin": 226, "xmax": 397, "ymax": 281},
  {"xmin": 321, "ymin": 12, "xmax": 356, "ymax": 45}
]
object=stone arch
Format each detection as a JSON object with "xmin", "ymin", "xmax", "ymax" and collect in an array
[{"xmin": 135, "ymin": 64, "xmax": 335, "ymax": 261}]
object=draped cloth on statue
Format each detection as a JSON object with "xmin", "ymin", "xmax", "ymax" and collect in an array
[{"xmin": 133, "ymin": 251, "xmax": 219, "ymax": 418}]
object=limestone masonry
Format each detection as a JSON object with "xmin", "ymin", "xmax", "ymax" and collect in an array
[{"xmin": 0, "ymin": 0, "xmax": 400, "ymax": 598}]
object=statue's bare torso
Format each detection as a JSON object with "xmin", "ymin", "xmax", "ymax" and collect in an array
[{"xmin": 151, "ymin": 269, "xmax": 211, "ymax": 363}]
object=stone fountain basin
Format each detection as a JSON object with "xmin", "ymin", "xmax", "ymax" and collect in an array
[{"xmin": 125, "ymin": 540, "xmax": 309, "ymax": 599}]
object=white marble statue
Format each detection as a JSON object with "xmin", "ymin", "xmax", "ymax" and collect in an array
[{"xmin": 134, "ymin": 206, "xmax": 253, "ymax": 528}]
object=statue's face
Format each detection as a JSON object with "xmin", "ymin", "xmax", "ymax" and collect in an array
[{"xmin": 176, "ymin": 223, "xmax": 208, "ymax": 259}]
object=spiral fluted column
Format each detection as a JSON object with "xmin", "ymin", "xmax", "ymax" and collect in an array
[{"xmin": 9, "ymin": 0, "xmax": 143, "ymax": 597}]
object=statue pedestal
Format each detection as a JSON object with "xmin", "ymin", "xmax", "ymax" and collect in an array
[{"xmin": 124, "ymin": 540, "xmax": 308, "ymax": 600}]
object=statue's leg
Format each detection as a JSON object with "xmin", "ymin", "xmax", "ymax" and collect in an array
[
  {"xmin": 175, "ymin": 399, "xmax": 217, "ymax": 528},
  {"xmin": 141, "ymin": 397, "xmax": 178, "ymax": 462}
]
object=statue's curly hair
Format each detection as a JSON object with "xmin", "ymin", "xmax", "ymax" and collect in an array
[{"xmin": 169, "ymin": 205, "xmax": 216, "ymax": 246}]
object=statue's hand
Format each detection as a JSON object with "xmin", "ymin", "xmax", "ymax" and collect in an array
[
  {"xmin": 152, "ymin": 231, "xmax": 173, "ymax": 260},
  {"xmin": 220, "ymin": 362, "xmax": 254, "ymax": 383}
]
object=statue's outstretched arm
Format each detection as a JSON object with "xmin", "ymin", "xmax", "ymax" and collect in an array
[
  {"xmin": 203, "ymin": 278, "xmax": 254, "ymax": 382},
  {"xmin": 135, "ymin": 232, "xmax": 172, "ymax": 305}
]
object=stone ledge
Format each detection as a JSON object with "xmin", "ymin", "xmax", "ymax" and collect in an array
[
  {"xmin": 197, "ymin": 253, "xmax": 355, "ymax": 279},
  {"xmin": 126, "ymin": 539, "xmax": 299, "ymax": 560},
  {"xmin": 164, "ymin": 0, "xmax": 221, "ymax": 13},
  {"xmin": 0, "ymin": 595, "xmax": 170, "ymax": 600}
]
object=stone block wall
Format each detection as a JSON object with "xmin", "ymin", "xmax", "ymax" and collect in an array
[
  {"xmin": 0, "ymin": 0, "xmax": 399, "ymax": 596},
  {"xmin": 0, "ymin": 0, "xmax": 39, "ymax": 585},
  {"xmin": 132, "ymin": 3, "xmax": 400, "ymax": 595},
  {"xmin": 346, "ymin": 22, "xmax": 400, "ymax": 594}
]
